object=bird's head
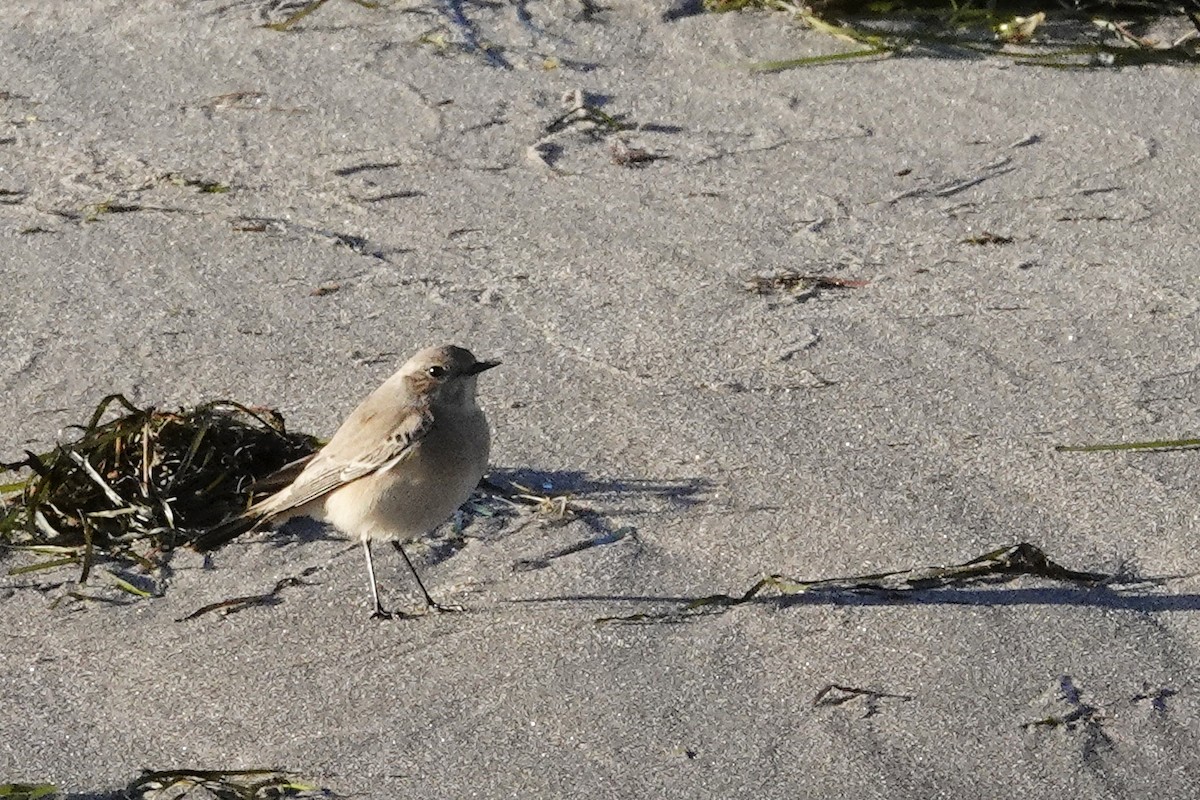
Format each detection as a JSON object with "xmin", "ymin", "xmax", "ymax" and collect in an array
[{"xmin": 401, "ymin": 345, "xmax": 499, "ymax": 407}]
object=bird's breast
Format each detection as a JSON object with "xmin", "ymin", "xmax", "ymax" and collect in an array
[{"xmin": 321, "ymin": 408, "xmax": 490, "ymax": 542}]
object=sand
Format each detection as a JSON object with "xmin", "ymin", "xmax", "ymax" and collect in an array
[{"xmin": 2, "ymin": 1, "xmax": 1200, "ymax": 797}]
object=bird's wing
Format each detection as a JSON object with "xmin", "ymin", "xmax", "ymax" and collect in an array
[
  {"xmin": 248, "ymin": 452, "xmax": 316, "ymax": 494},
  {"xmin": 265, "ymin": 403, "xmax": 434, "ymax": 515}
]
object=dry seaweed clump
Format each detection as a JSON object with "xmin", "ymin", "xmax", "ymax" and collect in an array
[
  {"xmin": 707, "ymin": 0, "xmax": 1200, "ymax": 70},
  {"xmin": 0, "ymin": 768, "xmax": 339, "ymax": 800},
  {"xmin": 0, "ymin": 394, "xmax": 318, "ymax": 573}
]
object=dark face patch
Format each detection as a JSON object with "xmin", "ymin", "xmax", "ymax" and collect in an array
[{"xmin": 406, "ymin": 372, "xmax": 440, "ymax": 395}]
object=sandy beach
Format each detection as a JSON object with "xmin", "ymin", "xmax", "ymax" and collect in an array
[{"xmin": 2, "ymin": 1, "xmax": 1199, "ymax": 797}]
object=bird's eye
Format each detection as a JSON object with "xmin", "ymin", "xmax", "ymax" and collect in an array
[{"xmin": 426, "ymin": 365, "xmax": 447, "ymax": 379}]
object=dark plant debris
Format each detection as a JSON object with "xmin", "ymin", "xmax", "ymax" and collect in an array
[
  {"xmin": 546, "ymin": 90, "xmax": 634, "ymax": 137},
  {"xmin": 52, "ymin": 202, "xmax": 142, "ymax": 222},
  {"xmin": 599, "ymin": 542, "xmax": 1114, "ymax": 623},
  {"xmin": 127, "ymin": 768, "xmax": 335, "ymax": 799},
  {"xmin": 610, "ymin": 139, "xmax": 667, "ymax": 167},
  {"xmin": 0, "ymin": 768, "xmax": 337, "ymax": 800},
  {"xmin": 231, "ymin": 217, "xmax": 275, "ymax": 233},
  {"xmin": 1132, "ymin": 682, "xmax": 1177, "ymax": 713},
  {"xmin": 961, "ymin": 231, "xmax": 1014, "ymax": 245},
  {"xmin": 477, "ymin": 477, "xmax": 577, "ymax": 519},
  {"xmin": 309, "ymin": 281, "xmax": 342, "ymax": 297},
  {"xmin": 1021, "ymin": 675, "xmax": 1106, "ymax": 731},
  {"xmin": 1, "ymin": 394, "xmax": 319, "ymax": 581},
  {"xmin": 745, "ymin": 270, "xmax": 870, "ymax": 298},
  {"xmin": 813, "ymin": 683, "xmax": 915, "ymax": 717},
  {"xmin": 1056, "ymin": 436, "xmax": 1200, "ymax": 452},
  {"xmin": 1022, "ymin": 702, "xmax": 1106, "ymax": 730},
  {"xmin": 262, "ymin": 0, "xmax": 382, "ymax": 32},
  {"xmin": 165, "ymin": 173, "xmax": 231, "ymax": 194},
  {"xmin": 0, "ymin": 784, "xmax": 56, "ymax": 800},
  {"xmin": 178, "ymin": 566, "xmax": 323, "ymax": 621},
  {"xmin": 710, "ymin": 0, "xmax": 1200, "ymax": 70}
]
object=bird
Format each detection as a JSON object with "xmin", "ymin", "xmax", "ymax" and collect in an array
[{"xmin": 191, "ymin": 344, "xmax": 498, "ymax": 619}]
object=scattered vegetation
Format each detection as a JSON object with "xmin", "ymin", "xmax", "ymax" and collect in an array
[
  {"xmin": 164, "ymin": 173, "xmax": 231, "ymax": 194},
  {"xmin": 744, "ymin": 270, "xmax": 870, "ymax": 300},
  {"xmin": 813, "ymin": 683, "xmax": 915, "ymax": 717},
  {"xmin": 236, "ymin": 0, "xmax": 1198, "ymax": 68},
  {"xmin": 0, "ymin": 769, "xmax": 337, "ymax": 800},
  {"xmin": 0, "ymin": 785, "xmax": 56, "ymax": 800},
  {"xmin": 260, "ymin": 0, "xmax": 382, "ymax": 32},
  {"xmin": 127, "ymin": 768, "xmax": 334, "ymax": 799},
  {"xmin": 708, "ymin": 0, "xmax": 1200, "ymax": 69},
  {"xmin": 599, "ymin": 542, "xmax": 1120, "ymax": 623},
  {"xmin": 960, "ymin": 231, "xmax": 1014, "ymax": 246},
  {"xmin": 1057, "ymin": 436, "xmax": 1200, "ymax": 452}
]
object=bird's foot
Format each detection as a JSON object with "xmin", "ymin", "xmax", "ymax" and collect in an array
[
  {"xmin": 370, "ymin": 602, "xmax": 462, "ymax": 620},
  {"xmin": 427, "ymin": 601, "xmax": 465, "ymax": 614},
  {"xmin": 370, "ymin": 606, "xmax": 420, "ymax": 621}
]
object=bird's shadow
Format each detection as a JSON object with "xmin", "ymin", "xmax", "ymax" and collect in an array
[
  {"xmin": 484, "ymin": 466, "xmax": 712, "ymax": 511},
  {"xmin": 256, "ymin": 467, "xmax": 713, "ymax": 571},
  {"xmin": 450, "ymin": 467, "xmax": 713, "ymax": 569}
]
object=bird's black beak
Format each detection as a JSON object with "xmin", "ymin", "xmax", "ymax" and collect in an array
[{"xmin": 468, "ymin": 359, "xmax": 500, "ymax": 375}]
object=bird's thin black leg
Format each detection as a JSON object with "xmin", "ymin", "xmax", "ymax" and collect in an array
[{"xmin": 391, "ymin": 540, "xmax": 463, "ymax": 613}]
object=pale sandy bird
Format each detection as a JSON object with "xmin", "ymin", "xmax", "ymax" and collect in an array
[{"xmin": 192, "ymin": 345, "xmax": 498, "ymax": 618}]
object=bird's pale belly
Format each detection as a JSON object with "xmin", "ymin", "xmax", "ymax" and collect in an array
[{"xmin": 319, "ymin": 424, "xmax": 489, "ymax": 543}]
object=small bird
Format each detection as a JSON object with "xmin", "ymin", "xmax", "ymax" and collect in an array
[{"xmin": 192, "ymin": 345, "xmax": 498, "ymax": 619}]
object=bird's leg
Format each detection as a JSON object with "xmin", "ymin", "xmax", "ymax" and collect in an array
[
  {"xmin": 362, "ymin": 540, "xmax": 396, "ymax": 620},
  {"xmin": 391, "ymin": 540, "xmax": 464, "ymax": 613}
]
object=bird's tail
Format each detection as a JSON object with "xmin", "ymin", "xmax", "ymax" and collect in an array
[
  {"xmin": 191, "ymin": 457, "xmax": 314, "ymax": 551},
  {"xmin": 190, "ymin": 508, "xmax": 270, "ymax": 552}
]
